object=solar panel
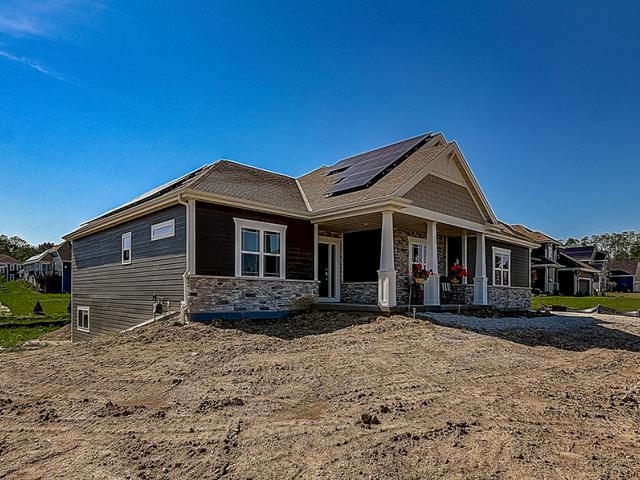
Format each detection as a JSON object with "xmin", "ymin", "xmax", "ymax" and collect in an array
[{"xmin": 326, "ymin": 132, "xmax": 433, "ymax": 196}]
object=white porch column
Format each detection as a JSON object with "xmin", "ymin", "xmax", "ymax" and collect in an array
[
  {"xmin": 424, "ymin": 220, "xmax": 440, "ymax": 305},
  {"xmin": 462, "ymin": 234, "xmax": 468, "ymax": 285},
  {"xmin": 378, "ymin": 211, "xmax": 397, "ymax": 307},
  {"xmin": 473, "ymin": 233, "xmax": 488, "ymax": 305}
]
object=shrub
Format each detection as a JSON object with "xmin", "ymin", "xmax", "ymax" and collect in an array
[{"xmin": 33, "ymin": 300, "xmax": 44, "ymax": 315}]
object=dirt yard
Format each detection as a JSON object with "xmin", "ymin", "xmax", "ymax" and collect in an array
[{"xmin": 1, "ymin": 311, "xmax": 639, "ymax": 479}]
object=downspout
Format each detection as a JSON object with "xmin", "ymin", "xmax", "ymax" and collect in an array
[{"xmin": 178, "ymin": 194, "xmax": 191, "ymax": 323}]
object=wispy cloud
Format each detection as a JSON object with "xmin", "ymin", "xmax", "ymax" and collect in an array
[
  {"xmin": 0, "ymin": 0, "xmax": 107, "ymax": 38},
  {"xmin": 0, "ymin": 49, "xmax": 64, "ymax": 80}
]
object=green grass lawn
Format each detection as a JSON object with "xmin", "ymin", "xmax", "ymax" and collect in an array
[
  {"xmin": 0, "ymin": 281, "xmax": 70, "ymax": 348},
  {"xmin": 0, "ymin": 325, "xmax": 60, "ymax": 348},
  {"xmin": 0, "ymin": 280, "xmax": 70, "ymax": 316},
  {"xmin": 531, "ymin": 293, "xmax": 640, "ymax": 312}
]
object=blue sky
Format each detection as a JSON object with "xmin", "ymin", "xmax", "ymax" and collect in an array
[{"xmin": 1, "ymin": 0, "xmax": 639, "ymax": 244}]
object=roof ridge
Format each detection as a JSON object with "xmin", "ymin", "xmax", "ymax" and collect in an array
[
  {"xmin": 326, "ymin": 132, "xmax": 433, "ymax": 170},
  {"xmin": 214, "ymin": 159, "xmax": 298, "ymax": 180}
]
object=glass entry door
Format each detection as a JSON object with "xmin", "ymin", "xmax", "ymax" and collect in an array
[{"xmin": 318, "ymin": 238, "xmax": 340, "ymax": 301}]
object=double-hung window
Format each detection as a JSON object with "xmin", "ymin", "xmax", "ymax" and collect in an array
[
  {"xmin": 77, "ymin": 306, "xmax": 90, "ymax": 332},
  {"xmin": 493, "ymin": 247, "xmax": 511, "ymax": 286},
  {"xmin": 234, "ymin": 219, "xmax": 286, "ymax": 279},
  {"xmin": 122, "ymin": 232, "xmax": 132, "ymax": 265},
  {"xmin": 409, "ymin": 238, "xmax": 427, "ymax": 273}
]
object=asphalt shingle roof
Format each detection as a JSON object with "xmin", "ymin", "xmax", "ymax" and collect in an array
[
  {"xmin": 188, "ymin": 160, "xmax": 309, "ymax": 213},
  {"xmin": 298, "ymin": 144, "xmax": 449, "ymax": 212}
]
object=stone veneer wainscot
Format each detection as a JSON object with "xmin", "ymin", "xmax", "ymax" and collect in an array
[
  {"xmin": 487, "ymin": 286, "xmax": 531, "ymax": 309},
  {"xmin": 187, "ymin": 275, "xmax": 319, "ymax": 316}
]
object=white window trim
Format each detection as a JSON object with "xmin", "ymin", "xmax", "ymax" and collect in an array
[
  {"xmin": 492, "ymin": 246, "xmax": 511, "ymax": 287},
  {"xmin": 151, "ymin": 219, "xmax": 175, "ymax": 241},
  {"xmin": 234, "ymin": 218, "xmax": 287, "ymax": 279},
  {"xmin": 408, "ymin": 237, "xmax": 428, "ymax": 273},
  {"xmin": 122, "ymin": 232, "xmax": 132, "ymax": 265},
  {"xmin": 77, "ymin": 306, "xmax": 90, "ymax": 332}
]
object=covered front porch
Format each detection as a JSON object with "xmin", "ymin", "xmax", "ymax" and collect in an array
[{"xmin": 312, "ymin": 208, "xmax": 490, "ymax": 311}]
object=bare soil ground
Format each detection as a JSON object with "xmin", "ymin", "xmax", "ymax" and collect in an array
[{"xmin": 1, "ymin": 311, "xmax": 640, "ymax": 479}]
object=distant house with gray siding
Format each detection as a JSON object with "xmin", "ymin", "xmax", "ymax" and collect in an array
[{"xmin": 64, "ymin": 132, "xmax": 539, "ymax": 340}]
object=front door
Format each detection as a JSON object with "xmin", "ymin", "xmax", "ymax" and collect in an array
[{"xmin": 318, "ymin": 238, "xmax": 340, "ymax": 301}]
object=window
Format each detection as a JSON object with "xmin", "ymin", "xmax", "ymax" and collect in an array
[
  {"xmin": 122, "ymin": 232, "xmax": 132, "ymax": 265},
  {"xmin": 409, "ymin": 238, "xmax": 427, "ymax": 272},
  {"xmin": 77, "ymin": 306, "xmax": 90, "ymax": 332},
  {"xmin": 234, "ymin": 219, "xmax": 286, "ymax": 278},
  {"xmin": 493, "ymin": 247, "xmax": 511, "ymax": 286},
  {"xmin": 151, "ymin": 219, "xmax": 175, "ymax": 241}
]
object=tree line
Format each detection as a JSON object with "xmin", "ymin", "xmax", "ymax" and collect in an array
[
  {"xmin": 0, "ymin": 235, "xmax": 55, "ymax": 263},
  {"xmin": 564, "ymin": 231, "xmax": 640, "ymax": 261}
]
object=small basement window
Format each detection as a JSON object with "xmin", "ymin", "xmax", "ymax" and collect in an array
[
  {"xmin": 77, "ymin": 306, "xmax": 90, "ymax": 332},
  {"xmin": 151, "ymin": 219, "xmax": 175, "ymax": 241},
  {"xmin": 122, "ymin": 232, "xmax": 132, "ymax": 265},
  {"xmin": 234, "ymin": 218, "xmax": 287, "ymax": 279},
  {"xmin": 493, "ymin": 247, "xmax": 511, "ymax": 286}
]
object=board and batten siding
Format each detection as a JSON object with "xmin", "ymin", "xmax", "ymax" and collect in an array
[
  {"xmin": 72, "ymin": 205, "xmax": 187, "ymax": 340},
  {"xmin": 195, "ymin": 202, "xmax": 314, "ymax": 280}
]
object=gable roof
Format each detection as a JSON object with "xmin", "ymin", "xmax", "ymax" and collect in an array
[
  {"xmin": 558, "ymin": 251, "xmax": 600, "ymax": 273},
  {"xmin": 65, "ymin": 131, "xmax": 521, "ymax": 241},
  {"xmin": 24, "ymin": 250, "xmax": 52, "ymax": 264},
  {"xmin": 507, "ymin": 224, "xmax": 559, "ymax": 244},
  {"xmin": 562, "ymin": 246, "xmax": 602, "ymax": 262},
  {"xmin": 609, "ymin": 259, "xmax": 640, "ymax": 276},
  {"xmin": 0, "ymin": 255, "xmax": 19, "ymax": 264}
]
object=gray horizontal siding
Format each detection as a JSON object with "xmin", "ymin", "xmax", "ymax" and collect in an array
[
  {"xmin": 486, "ymin": 239, "xmax": 529, "ymax": 288},
  {"xmin": 456, "ymin": 236, "xmax": 529, "ymax": 289},
  {"xmin": 74, "ymin": 205, "xmax": 186, "ymax": 268},
  {"xmin": 72, "ymin": 205, "xmax": 187, "ymax": 340}
]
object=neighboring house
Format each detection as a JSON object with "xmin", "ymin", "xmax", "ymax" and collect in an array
[
  {"xmin": 64, "ymin": 132, "xmax": 539, "ymax": 340},
  {"xmin": 22, "ymin": 242, "xmax": 72, "ymax": 293},
  {"xmin": 608, "ymin": 260, "xmax": 640, "ymax": 292},
  {"xmin": 505, "ymin": 224, "xmax": 562, "ymax": 294},
  {"xmin": 0, "ymin": 255, "xmax": 21, "ymax": 281},
  {"xmin": 555, "ymin": 246, "xmax": 608, "ymax": 296}
]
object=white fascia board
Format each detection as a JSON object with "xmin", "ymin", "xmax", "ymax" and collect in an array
[
  {"xmin": 63, "ymin": 193, "xmax": 181, "ymax": 241},
  {"xmin": 401, "ymin": 205, "xmax": 488, "ymax": 233}
]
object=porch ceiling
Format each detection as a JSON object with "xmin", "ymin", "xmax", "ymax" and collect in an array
[{"xmin": 315, "ymin": 211, "xmax": 474, "ymax": 235}]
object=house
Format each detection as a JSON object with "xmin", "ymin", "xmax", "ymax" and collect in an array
[
  {"xmin": 505, "ymin": 224, "xmax": 562, "ymax": 294},
  {"xmin": 561, "ymin": 246, "xmax": 608, "ymax": 294},
  {"xmin": 64, "ymin": 132, "xmax": 539, "ymax": 340},
  {"xmin": 608, "ymin": 260, "xmax": 640, "ymax": 292},
  {"xmin": 22, "ymin": 242, "xmax": 72, "ymax": 293},
  {"xmin": 0, "ymin": 255, "xmax": 20, "ymax": 281}
]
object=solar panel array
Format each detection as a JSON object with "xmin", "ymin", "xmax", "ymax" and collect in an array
[{"xmin": 325, "ymin": 132, "xmax": 433, "ymax": 196}]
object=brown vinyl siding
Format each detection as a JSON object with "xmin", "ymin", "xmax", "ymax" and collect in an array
[
  {"xmin": 72, "ymin": 205, "xmax": 186, "ymax": 340},
  {"xmin": 195, "ymin": 202, "xmax": 314, "ymax": 280}
]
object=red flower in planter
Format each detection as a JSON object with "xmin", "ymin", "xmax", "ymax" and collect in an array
[{"xmin": 450, "ymin": 264, "xmax": 468, "ymax": 280}]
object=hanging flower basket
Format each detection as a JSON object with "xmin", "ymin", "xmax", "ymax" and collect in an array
[{"xmin": 411, "ymin": 263, "xmax": 433, "ymax": 285}]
